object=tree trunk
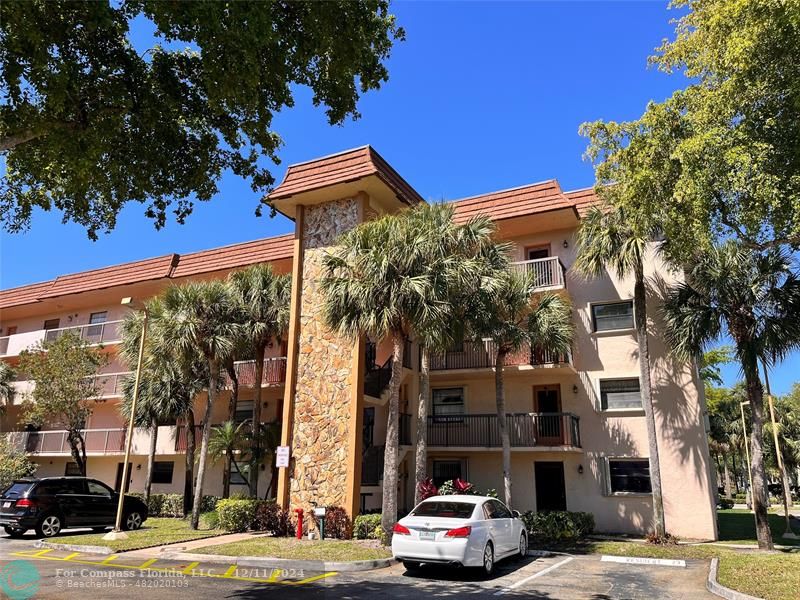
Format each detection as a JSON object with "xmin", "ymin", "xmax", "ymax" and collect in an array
[
  {"xmin": 145, "ymin": 416, "xmax": 158, "ymax": 503},
  {"xmin": 250, "ymin": 344, "xmax": 266, "ymax": 497},
  {"xmin": 183, "ymin": 410, "xmax": 196, "ymax": 517},
  {"xmin": 494, "ymin": 347, "xmax": 512, "ymax": 508},
  {"xmin": 68, "ymin": 431, "xmax": 87, "ymax": 476},
  {"xmin": 414, "ymin": 345, "xmax": 430, "ymax": 506},
  {"xmin": 191, "ymin": 364, "xmax": 219, "ymax": 530},
  {"xmin": 732, "ymin": 451, "xmax": 739, "ymax": 494},
  {"xmin": 742, "ymin": 359, "xmax": 774, "ymax": 550},
  {"xmin": 723, "ymin": 459, "xmax": 733, "ymax": 498},
  {"xmin": 381, "ymin": 331, "xmax": 405, "ymax": 543},
  {"xmin": 223, "ymin": 361, "xmax": 239, "ymax": 499},
  {"xmin": 634, "ymin": 263, "xmax": 666, "ymax": 538}
]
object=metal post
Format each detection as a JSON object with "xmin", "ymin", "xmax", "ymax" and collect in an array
[
  {"xmin": 763, "ymin": 362, "xmax": 796, "ymax": 537},
  {"xmin": 104, "ymin": 306, "xmax": 147, "ymax": 540}
]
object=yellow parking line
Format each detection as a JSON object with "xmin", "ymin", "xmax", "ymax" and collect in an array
[
  {"xmin": 31, "ymin": 549, "xmax": 53, "ymax": 557},
  {"xmin": 290, "ymin": 572, "xmax": 338, "ymax": 585},
  {"xmin": 268, "ymin": 569, "xmax": 282, "ymax": 582},
  {"xmin": 223, "ymin": 565, "xmax": 238, "ymax": 578},
  {"xmin": 138, "ymin": 558, "xmax": 157, "ymax": 568},
  {"xmin": 64, "ymin": 552, "xmax": 80, "ymax": 560},
  {"xmin": 102, "ymin": 555, "xmax": 118, "ymax": 564},
  {"xmin": 181, "ymin": 561, "xmax": 200, "ymax": 575}
]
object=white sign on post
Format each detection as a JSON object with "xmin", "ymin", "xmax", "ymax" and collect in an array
[{"xmin": 276, "ymin": 446, "xmax": 290, "ymax": 468}]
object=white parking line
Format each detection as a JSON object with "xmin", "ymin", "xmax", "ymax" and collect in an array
[
  {"xmin": 601, "ymin": 555, "xmax": 686, "ymax": 568},
  {"xmin": 493, "ymin": 556, "xmax": 574, "ymax": 596}
]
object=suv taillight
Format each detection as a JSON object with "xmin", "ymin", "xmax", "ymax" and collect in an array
[
  {"xmin": 15, "ymin": 498, "xmax": 35, "ymax": 508},
  {"xmin": 445, "ymin": 526, "xmax": 472, "ymax": 538}
]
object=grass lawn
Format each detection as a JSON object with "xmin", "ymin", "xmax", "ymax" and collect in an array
[
  {"xmin": 52, "ymin": 518, "xmax": 225, "ymax": 552},
  {"xmin": 718, "ymin": 509, "xmax": 800, "ymax": 547},
  {"xmin": 196, "ymin": 537, "xmax": 392, "ymax": 562}
]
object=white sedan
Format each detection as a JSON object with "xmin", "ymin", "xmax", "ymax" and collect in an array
[{"xmin": 391, "ymin": 495, "xmax": 528, "ymax": 576}]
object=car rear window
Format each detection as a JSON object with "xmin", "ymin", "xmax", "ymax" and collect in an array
[
  {"xmin": 411, "ymin": 501, "xmax": 475, "ymax": 519},
  {"xmin": 2, "ymin": 482, "xmax": 33, "ymax": 499}
]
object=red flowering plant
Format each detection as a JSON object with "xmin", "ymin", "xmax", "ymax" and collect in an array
[{"xmin": 417, "ymin": 477, "xmax": 438, "ymax": 500}]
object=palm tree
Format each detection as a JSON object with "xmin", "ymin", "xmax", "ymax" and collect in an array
[
  {"xmin": 0, "ymin": 361, "xmax": 15, "ymax": 420},
  {"xmin": 155, "ymin": 281, "xmax": 240, "ymax": 529},
  {"xmin": 663, "ymin": 242, "xmax": 800, "ymax": 550},
  {"xmin": 468, "ymin": 270, "xmax": 574, "ymax": 508},
  {"xmin": 208, "ymin": 420, "xmax": 250, "ymax": 492},
  {"xmin": 227, "ymin": 265, "xmax": 291, "ymax": 498},
  {"xmin": 575, "ymin": 204, "xmax": 667, "ymax": 539}
]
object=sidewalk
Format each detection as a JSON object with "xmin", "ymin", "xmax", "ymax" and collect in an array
[{"xmin": 124, "ymin": 531, "xmax": 270, "ymax": 558}]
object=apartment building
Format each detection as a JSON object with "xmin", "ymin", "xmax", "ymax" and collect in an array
[{"xmin": 0, "ymin": 146, "xmax": 718, "ymax": 540}]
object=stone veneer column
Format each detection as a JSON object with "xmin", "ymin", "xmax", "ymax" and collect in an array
[{"xmin": 277, "ymin": 197, "xmax": 366, "ymax": 524}]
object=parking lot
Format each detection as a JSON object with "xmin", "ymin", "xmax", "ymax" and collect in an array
[{"xmin": 0, "ymin": 534, "xmax": 716, "ymax": 600}]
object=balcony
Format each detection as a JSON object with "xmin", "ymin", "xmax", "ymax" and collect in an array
[
  {"xmin": 223, "ymin": 358, "xmax": 287, "ymax": 387},
  {"xmin": 7, "ymin": 425, "xmax": 182, "ymax": 456},
  {"xmin": 430, "ymin": 341, "xmax": 572, "ymax": 372},
  {"xmin": 511, "ymin": 256, "xmax": 566, "ymax": 291},
  {"xmin": 426, "ymin": 412, "xmax": 581, "ymax": 449},
  {"xmin": 0, "ymin": 320, "xmax": 124, "ymax": 357},
  {"xmin": 90, "ymin": 371, "xmax": 133, "ymax": 398}
]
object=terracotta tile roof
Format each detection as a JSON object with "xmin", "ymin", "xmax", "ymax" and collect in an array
[
  {"xmin": 171, "ymin": 234, "xmax": 293, "ymax": 278},
  {"xmin": 0, "ymin": 234, "xmax": 294, "ymax": 310},
  {"xmin": 451, "ymin": 180, "xmax": 575, "ymax": 223},
  {"xmin": 564, "ymin": 187, "xmax": 603, "ymax": 216},
  {"xmin": 269, "ymin": 145, "xmax": 424, "ymax": 206},
  {"xmin": 0, "ymin": 280, "xmax": 56, "ymax": 310}
]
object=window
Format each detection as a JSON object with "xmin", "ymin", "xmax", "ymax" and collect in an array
[
  {"xmin": 411, "ymin": 501, "xmax": 475, "ymax": 519},
  {"xmin": 432, "ymin": 459, "xmax": 464, "ymax": 487},
  {"xmin": 527, "ymin": 246, "xmax": 550, "ymax": 260},
  {"xmin": 43, "ymin": 318, "xmax": 60, "ymax": 330},
  {"xmin": 432, "ymin": 388, "xmax": 465, "ymax": 419},
  {"xmin": 486, "ymin": 499, "xmax": 512, "ymax": 519},
  {"xmin": 152, "ymin": 462, "xmax": 174, "ymax": 484},
  {"xmin": 608, "ymin": 459, "xmax": 652, "ymax": 494},
  {"xmin": 592, "ymin": 301, "xmax": 634, "ymax": 332},
  {"xmin": 89, "ymin": 311, "xmax": 108, "ymax": 324},
  {"xmin": 64, "ymin": 462, "xmax": 81, "ymax": 476},
  {"xmin": 5, "ymin": 326, "xmax": 17, "ymax": 336},
  {"xmin": 87, "ymin": 480, "xmax": 112, "ymax": 496},
  {"xmin": 234, "ymin": 401, "xmax": 254, "ymax": 424},
  {"xmin": 43, "ymin": 318, "xmax": 60, "ymax": 341},
  {"xmin": 231, "ymin": 462, "xmax": 248, "ymax": 485},
  {"xmin": 600, "ymin": 378, "xmax": 642, "ymax": 410}
]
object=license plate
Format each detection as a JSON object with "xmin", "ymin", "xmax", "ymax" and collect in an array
[
  {"xmin": 419, "ymin": 530, "xmax": 436, "ymax": 541},
  {"xmin": 2, "ymin": 502, "xmax": 11, "ymax": 508}
]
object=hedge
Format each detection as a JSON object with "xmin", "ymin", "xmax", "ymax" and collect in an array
[
  {"xmin": 521, "ymin": 511, "xmax": 594, "ymax": 541},
  {"xmin": 353, "ymin": 513, "xmax": 382, "ymax": 540},
  {"xmin": 252, "ymin": 501, "xmax": 292, "ymax": 536},
  {"xmin": 127, "ymin": 493, "xmax": 220, "ymax": 517},
  {"xmin": 216, "ymin": 498, "xmax": 258, "ymax": 532}
]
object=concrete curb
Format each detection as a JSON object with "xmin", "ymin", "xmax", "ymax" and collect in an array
[
  {"xmin": 707, "ymin": 557, "xmax": 763, "ymax": 600},
  {"xmin": 34, "ymin": 540, "xmax": 114, "ymax": 555},
  {"xmin": 155, "ymin": 550, "xmax": 398, "ymax": 572}
]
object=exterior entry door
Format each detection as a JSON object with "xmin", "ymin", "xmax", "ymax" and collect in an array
[
  {"xmin": 534, "ymin": 385, "xmax": 563, "ymax": 445},
  {"xmin": 534, "ymin": 461, "xmax": 567, "ymax": 512},
  {"xmin": 114, "ymin": 462, "xmax": 132, "ymax": 493}
]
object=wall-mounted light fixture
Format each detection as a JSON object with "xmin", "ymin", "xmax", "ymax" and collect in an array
[
  {"xmin": 577, "ymin": 464, "xmax": 584, "ymax": 475},
  {"xmin": 572, "ymin": 384, "xmax": 579, "ymax": 394},
  {"xmin": 136, "ymin": 464, "xmax": 141, "ymax": 471},
  {"xmin": 563, "ymin": 240, "xmax": 569, "ymax": 249}
]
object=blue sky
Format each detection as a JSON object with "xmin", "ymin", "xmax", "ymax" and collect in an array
[{"xmin": 1, "ymin": 1, "xmax": 797, "ymax": 393}]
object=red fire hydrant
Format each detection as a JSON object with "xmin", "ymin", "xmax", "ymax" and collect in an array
[{"xmin": 294, "ymin": 508, "xmax": 304, "ymax": 540}]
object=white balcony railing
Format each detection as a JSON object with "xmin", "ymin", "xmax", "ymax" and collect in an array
[
  {"xmin": 511, "ymin": 256, "xmax": 566, "ymax": 290},
  {"xmin": 6, "ymin": 425, "xmax": 179, "ymax": 456},
  {"xmin": 90, "ymin": 371, "xmax": 133, "ymax": 398},
  {"xmin": 0, "ymin": 320, "xmax": 124, "ymax": 357}
]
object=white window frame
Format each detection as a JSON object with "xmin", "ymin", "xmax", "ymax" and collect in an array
[
  {"xmin": 601, "ymin": 456, "xmax": 653, "ymax": 497},
  {"xmin": 594, "ymin": 376, "xmax": 644, "ymax": 413},
  {"xmin": 589, "ymin": 300, "xmax": 636, "ymax": 334}
]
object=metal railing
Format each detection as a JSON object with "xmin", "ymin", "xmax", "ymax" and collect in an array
[
  {"xmin": 44, "ymin": 320, "xmax": 124, "ymax": 345},
  {"xmin": 89, "ymin": 371, "xmax": 133, "ymax": 397},
  {"xmin": 399, "ymin": 413, "xmax": 412, "ymax": 446},
  {"xmin": 426, "ymin": 412, "xmax": 581, "ymax": 448},
  {"xmin": 361, "ymin": 445, "xmax": 384, "ymax": 485},
  {"xmin": 21, "ymin": 428, "xmax": 126, "ymax": 454},
  {"xmin": 226, "ymin": 358, "xmax": 287, "ymax": 387},
  {"xmin": 430, "ymin": 341, "xmax": 571, "ymax": 371},
  {"xmin": 511, "ymin": 256, "xmax": 566, "ymax": 290}
]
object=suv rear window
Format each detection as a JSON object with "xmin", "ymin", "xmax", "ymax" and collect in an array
[
  {"xmin": 2, "ymin": 482, "xmax": 33, "ymax": 499},
  {"xmin": 411, "ymin": 501, "xmax": 476, "ymax": 519}
]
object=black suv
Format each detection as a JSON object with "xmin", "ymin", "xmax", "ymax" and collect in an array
[{"xmin": 0, "ymin": 477, "xmax": 148, "ymax": 538}]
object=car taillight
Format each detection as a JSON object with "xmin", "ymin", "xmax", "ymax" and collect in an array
[
  {"xmin": 15, "ymin": 498, "xmax": 35, "ymax": 508},
  {"xmin": 445, "ymin": 526, "xmax": 472, "ymax": 538},
  {"xmin": 392, "ymin": 523, "xmax": 411, "ymax": 535}
]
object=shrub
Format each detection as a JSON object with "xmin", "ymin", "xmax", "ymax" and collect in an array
[
  {"xmin": 124, "ymin": 493, "xmax": 221, "ymax": 518},
  {"xmin": 217, "ymin": 498, "xmax": 258, "ymax": 532},
  {"xmin": 252, "ymin": 501, "xmax": 292, "ymax": 536},
  {"xmin": 717, "ymin": 497, "xmax": 734, "ymax": 510},
  {"xmin": 417, "ymin": 478, "xmax": 438, "ymax": 501},
  {"xmin": 200, "ymin": 495, "xmax": 220, "ymax": 513},
  {"xmin": 310, "ymin": 505, "xmax": 352, "ymax": 539},
  {"xmin": 200, "ymin": 510, "xmax": 220, "ymax": 530},
  {"xmin": 646, "ymin": 531, "xmax": 679, "ymax": 544},
  {"xmin": 521, "ymin": 511, "xmax": 594, "ymax": 541},
  {"xmin": 438, "ymin": 478, "xmax": 480, "ymax": 496},
  {"xmin": 353, "ymin": 513, "xmax": 382, "ymax": 539}
]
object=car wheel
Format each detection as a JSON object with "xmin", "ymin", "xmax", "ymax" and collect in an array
[
  {"xmin": 123, "ymin": 511, "xmax": 143, "ymax": 531},
  {"xmin": 35, "ymin": 514, "xmax": 62, "ymax": 538},
  {"xmin": 481, "ymin": 541, "xmax": 494, "ymax": 577},
  {"xmin": 518, "ymin": 532, "xmax": 528, "ymax": 558},
  {"xmin": 4, "ymin": 526, "xmax": 26, "ymax": 538},
  {"xmin": 402, "ymin": 560, "xmax": 422, "ymax": 572}
]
